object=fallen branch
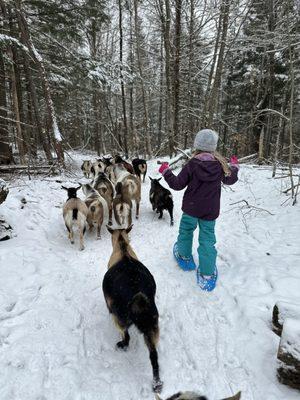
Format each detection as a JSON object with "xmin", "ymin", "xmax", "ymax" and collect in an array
[
  {"xmin": 282, "ymin": 183, "xmax": 300, "ymax": 194},
  {"xmin": 157, "ymin": 148, "xmax": 192, "ymax": 168},
  {"xmin": 229, "ymin": 199, "xmax": 274, "ymax": 215},
  {"xmin": 239, "ymin": 153, "xmax": 257, "ymax": 163}
]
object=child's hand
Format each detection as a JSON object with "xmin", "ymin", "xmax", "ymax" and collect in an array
[
  {"xmin": 230, "ymin": 156, "xmax": 239, "ymax": 169},
  {"xmin": 159, "ymin": 162, "xmax": 170, "ymax": 174},
  {"xmin": 230, "ymin": 156, "xmax": 239, "ymax": 165}
]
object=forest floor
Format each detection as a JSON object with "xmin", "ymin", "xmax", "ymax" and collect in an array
[{"xmin": 0, "ymin": 154, "xmax": 300, "ymax": 400}]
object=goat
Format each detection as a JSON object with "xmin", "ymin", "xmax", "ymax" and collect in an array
[
  {"xmin": 102, "ymin": 226, "xmax": 162, "ymax": 393},
  {"xmin": 113, "ymin": 182, "xmax": 132, "ymax": 227},
  {"xmin": 62, "ymin": 185, "xmax": 88, "ymax": 250},
  {"xmin": 90, "ymin": 159, "xmax": 106, "ymax": 178},
  {"xmin": 92, "ymin": 172, "xmax": 114, "ymax": 225},
  {"xmin": 81, "ymin": 160, "xmax": 92, "ymax": 178},
  {"xmin": 149, "ymin": 177, "xmax": 174, "ymax": 226},
  {"xmin": 114, "ymin": 163, "xmax": 141, "ymax": 220},
  {"xmin": 155, "ymin": 391, "xmax": 241, "ymax": 400},
  {"xmin": 132, "ymin": 158, "xmax": 147, "ymax": 182},
  {"xmin": 81, "ymin": 183, "xmax": 107, "ymax": 239},
  {"xmin": 114, "ymin": 154, "xmax": 134, "ymax": 174}
]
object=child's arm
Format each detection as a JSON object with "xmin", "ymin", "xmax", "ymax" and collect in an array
[
  {"xmin": 222, "ymin": 156, "xmax": 239, "ymax": 185},
  {"xmin": 160, "ymin": 163, "xmax": 190, "ymax": 190}
]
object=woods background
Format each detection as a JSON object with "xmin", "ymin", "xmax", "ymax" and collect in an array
[{"xmin": 0, "ymin": 0, "xmax": 299, "ymax": 164}]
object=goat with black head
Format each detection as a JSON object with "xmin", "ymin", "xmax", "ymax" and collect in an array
[
  {"xmin": 114, "ymin": 154, "xmax": 134, "ymax": 174},
  {"xmin": 102, "ymin": 226, "xmax": 162, "ymax": 393},
  {"xmin": 62, "ymin": 185, "xmax": 88, "ymax": 250},
  {"xmin": 149, "ymin": 177, "xmax": 174, "ymax": 226}
]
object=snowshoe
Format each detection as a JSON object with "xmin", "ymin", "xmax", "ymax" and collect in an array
[
  {"xmin": 173, "ymin": 243, "xmax": 196, "ymax": 271},
  {"xmin": 196, "ymin": 267, "xmax": 218, "ymax": 292}
]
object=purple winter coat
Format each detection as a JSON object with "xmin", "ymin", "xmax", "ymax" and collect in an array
[{"xmin": 162, "ymin": 154, "xmax": 238, "ymax": 220}]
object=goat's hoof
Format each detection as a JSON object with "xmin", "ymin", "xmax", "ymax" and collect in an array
[
  {"xmin": 158, "ymin": 216, "xmax": 162, "ymax": 220},
  {"xmin": 116, "ymin": 341, "xmax": 128, "ymax": 350},
  {"xmin": 108, "ymin": 221, "xmax": 113, "ymax": 226},
  {"xmin": 79, "ymin": 246, "xmax": 85, "ymax": 251},
  {"xmin": 70, "ymin": 240, "xmax": 75, "ymax": 244},
  {"xmin": 170, "ymin": 221, "xmax": 174, "ymax": 226},
  {"xmin": 152, "ymin": 379, "xmax": 163, "ymax": 393},
  {"xmin": 96, "ymin": 236, "xmax": 101, "ymax": 240},
  {"xmin": 135, "ymin": 216, "xmax": 139, "ymax": 220}
]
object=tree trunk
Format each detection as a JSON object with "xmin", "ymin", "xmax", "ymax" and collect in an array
[
  {"xmin": 16, "ymin": 3, "xmax": 64, "ymax": 164},
  {"xmin": 133, "ymin": 0, "xmax": 152, "ymax": 157},
  {"xmin": 173, "ymin": 0, "xmax": 182, "ymax": 146},
  {"xmin": 207, "ymin": 0, "xmax": 230, "ymax": 127},
  {"xmin": 118, "ymin": 0, "xmax": 129, "ymax": 157}
]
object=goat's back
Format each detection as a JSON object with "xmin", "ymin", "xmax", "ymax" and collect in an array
[
  {"xmin": 63, "ymin": 198, "xmax": 88, "ymax": 217},
  {"xmin": 103, "ymin": 256, "xmax": 157, "ymax": 325}
]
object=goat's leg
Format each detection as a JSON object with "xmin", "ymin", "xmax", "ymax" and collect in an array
[
  {"xmin": 158, "ymin": 209, "xmax": 163, "ymax": 219},
  {"xmin": 136, "ymin": 200, "xmax": 140, "ymax": 220},
  {"xmin": 144, "ymin": 330, "xmax": 162, "ymax": 393},
  {"xmin": 97, "ymin": 217, "xmax": 103, "ymax": 239},
  {"xmin": 168, "ymin": 206, "xmax": 174, "ymax": 226},
  {"xmin": 79, "ymin": 228, "xmax": 85, "ymax": 251},
  {"xmin": 112, "ymin": 316, "xmax": 130, "ymax": 349},
  {"xmin": 108, "ymin": 204, "xmax": 113, "ymax": 226},
  {"xmin": 68, "ymin": 225, "xmax": 75, "ymax": 244}
]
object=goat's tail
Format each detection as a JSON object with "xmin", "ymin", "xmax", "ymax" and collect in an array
[
  {"xmin": 72, "ymin": 208, "xmax": 78, "ymax": 220},
  {"xmin": 131, "ymin": 292, "xmax": 149, "ymax": 314},
  {"xmin": 130, "ymin": 292, "xmax": 156, "ymax": 334}
]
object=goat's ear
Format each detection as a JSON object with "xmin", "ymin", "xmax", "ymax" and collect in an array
[
  {"xmin": 75, "ymin": 184, "xmax": 81, "ymax": 191},
  {"xmin": 106, "ymin": 225, "xmax": 114, "ymax": 235},
  {"xmin": 61, "ymin": 186, "xmax": 68, "ymax": 191},
  {"xmin": 157, "ymin": 178, "xmax": 162, "ymax": 182},
  {"xmin": 222, "ymin": 392, "xmax": 241, "ymax": 400},
  {"xmin": 126, "ymin": 224, "xmax": 133, "ymax": 234},
  {"xmin": 149, "ymin": 177, "xmax": 153, "ymax": 181}
]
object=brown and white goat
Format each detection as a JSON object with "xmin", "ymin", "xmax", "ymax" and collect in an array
[
  {"xmin": 102, "ymin": 226, "xmax": 162, "ymax": 393},
  {"xmin": 90, "ymin": 159, "xmax": 106, "ymax": 178},
  {"xmin": 81, "ymin": 183, "xmax": 107, "ymax": 239},
  {"xmin": 92, "ymin": 172, "xmax": 114, "ymax": 226},
  {"xmin": 62, "ymin": 186, "xmax": 88, "ymax": 250},
  {"xmin": 81, "ymin": 160, "xmax": 92, "ymax": 178},
  {"xmin": 114, "ymin": 155, "xmax": 134, "ymax": 174},
  {"xmin": 113, "ymin": 163, "xmax": 141, "ymax": 220},
  {"xmin": 132, "ymin": 158, "xmax": 147, "ymax": 182},
  {"xmin": 113, "ymin": 182, "xmax": 132, "ymax": 227},
  {"xmin": 155, "ymin": 391, "xmax": 241, "ymax": 400}
]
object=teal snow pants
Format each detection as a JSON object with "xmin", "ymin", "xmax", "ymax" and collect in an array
[{"xmin": 177, "ymin": 213, "xmax": 217, "ymax": 276}]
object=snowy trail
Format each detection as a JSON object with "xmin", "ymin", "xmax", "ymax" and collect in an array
[{"xmin": 0, "ymin": 157, "xmax": 300, "ymax": 400}]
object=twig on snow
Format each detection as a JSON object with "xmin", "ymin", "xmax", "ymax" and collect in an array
[{"xmin": 229, "ymin": 200, "xmax": 274, "ymax": 215}]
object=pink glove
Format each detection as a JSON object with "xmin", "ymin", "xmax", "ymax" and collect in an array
[
  {"xmin": 159, "ymin": 162, "xmax": 170, "ymax": 174},
  {"xmin": 230, "ymin": 156, "xmax": 239, "ymax": 169}
]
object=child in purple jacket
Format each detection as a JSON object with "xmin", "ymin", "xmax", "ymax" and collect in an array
[{"xmin": 159, "ymin": 129, "xmax": 239, "ymax": 292}]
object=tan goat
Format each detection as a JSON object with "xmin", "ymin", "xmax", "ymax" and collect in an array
[
  {"xmin": 81, "ymin": 183, "xmax": 107, "ymax": 239},
  {"xmin": 62, "ymin": 186, "xmax": 88, "ymax": 250},
  {"xmin": 113, "ymin": 163, "xmax": 141, "ymax": 220},
  {"xmin": 113, "ymin": 182, "xmax": 132, "ymax": 227}
]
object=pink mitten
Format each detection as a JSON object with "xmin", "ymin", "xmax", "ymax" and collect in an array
[
  {"xmin": 159, "ymin": 162, "xmax": 170, "ymax": 174},
  {"xmin": 230, "ymin": 155, "xmax": 239, "ymax": 169}
]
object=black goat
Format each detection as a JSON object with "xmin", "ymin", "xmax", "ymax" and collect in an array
[
  {"xmin": 132, "ymin": 158, "xmax": 147, "ymax": 182},
  {"xmin": 149, "ymin": 177, "xmax": 174, "ymax": 226},
  {"xmin": 102, "ymin": 226, "xmax": 162, "ymax": 393}
]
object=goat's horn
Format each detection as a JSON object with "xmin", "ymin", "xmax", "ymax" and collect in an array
[{"xmin": 155, "ymin": 395, "xmax": 162, "ymax": 400}]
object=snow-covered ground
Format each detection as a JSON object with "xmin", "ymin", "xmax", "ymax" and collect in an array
[{"xmin": 0, "ymin": 155, "xmax": 300, "ymax": 400}]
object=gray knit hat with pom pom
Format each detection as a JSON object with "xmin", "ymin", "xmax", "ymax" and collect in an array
[{"xmin": 193, "ymin": 129, "xmax": 219, "ymax": 152}]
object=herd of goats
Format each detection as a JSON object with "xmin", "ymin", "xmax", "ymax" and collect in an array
[{"xmin": 60, "ymin": 154, "xmax": 241, "ymax": 400}]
